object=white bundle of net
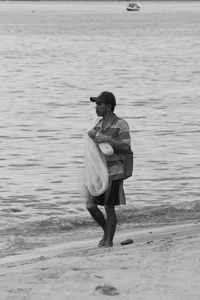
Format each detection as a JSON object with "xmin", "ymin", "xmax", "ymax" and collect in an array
[{"xmin": 82, "ymin": 133, "xmax": 109, "ymax": 198}]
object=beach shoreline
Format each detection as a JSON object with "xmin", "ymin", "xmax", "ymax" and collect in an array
[{"xmin": 1, "ymin": 221, "xmax": 200, "ymax": 299}]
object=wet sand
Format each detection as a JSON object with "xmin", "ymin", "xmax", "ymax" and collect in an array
[{"xmin": 1, "ymin": 221, "xmax": 200, "ymax": 300}]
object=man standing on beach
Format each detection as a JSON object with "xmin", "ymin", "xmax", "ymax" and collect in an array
[{"xmin": 86, "ymin": 91, "xmax": 133, "ymax": 247}]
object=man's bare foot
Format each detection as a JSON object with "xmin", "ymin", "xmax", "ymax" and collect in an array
[
  {"xmin": 98, "ymin": 239, "xmax": 106, "ymax": 247},
  {"xmin": 103, "ymin": 241, "xmax": 113, "ymax": 248}
]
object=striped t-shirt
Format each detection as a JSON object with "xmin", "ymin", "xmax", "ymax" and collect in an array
[{"xmin": 94, "ymin": 114, "xmax": 132, "ymax": 181}]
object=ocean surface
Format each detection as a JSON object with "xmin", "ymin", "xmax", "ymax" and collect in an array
[{"xmin": 0, "ymin": 1, "xmax": 200, "ymax": 242}]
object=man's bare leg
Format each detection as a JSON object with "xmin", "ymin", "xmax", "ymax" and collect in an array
[
  {"xmin": 87, "ymin": 205, "xmax": 107, "ymax": 247},
  {"xmin": 104, "ymin": 205, "xmax": 117, "ymax": 247}
]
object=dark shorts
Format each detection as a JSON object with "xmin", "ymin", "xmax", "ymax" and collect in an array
[{"xmin": 86, "ymin": 179, "xmax": 126, "ymax": 207}]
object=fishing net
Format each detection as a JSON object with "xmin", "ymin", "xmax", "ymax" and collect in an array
[{"xmin": 82, "ymin": 119, "xmax": 109, "ymax": 197}]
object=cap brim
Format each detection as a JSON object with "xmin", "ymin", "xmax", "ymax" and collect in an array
[{"xmin": 90, "ymin": 97, "xmax": 98, "ymax": 102}]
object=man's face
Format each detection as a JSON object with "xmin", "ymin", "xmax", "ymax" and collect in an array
[{"xmin": 95, "ymin": 101, "xmax": 108, "ymax": 116}]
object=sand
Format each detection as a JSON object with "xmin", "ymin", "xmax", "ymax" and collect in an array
[{"xmin": 0, "ymin": 222, "xmax": 200, "ymax": 300}]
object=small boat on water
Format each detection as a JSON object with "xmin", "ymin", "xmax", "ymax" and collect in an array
[{"xmin": 126, "ymin": 2, "xmax": 141, "ymax": 12}]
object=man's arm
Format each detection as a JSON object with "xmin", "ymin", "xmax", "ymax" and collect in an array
[{"xmin": 93, "ymin": 132, "xmax": 130, "ymax": 153}]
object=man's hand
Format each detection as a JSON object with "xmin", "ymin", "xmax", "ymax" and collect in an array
[
  {"xmin": 88, "ymin": 130, "xmax": 110, "ymax": 144},
  {"xmin": 94, "ymin": 132, "xmax": 110, "ymax": 144},
  {"xmin": 88, "ymin": 130, "xmax": 97, "ymax": 139}
]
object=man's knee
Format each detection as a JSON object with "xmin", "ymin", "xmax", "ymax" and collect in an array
[
  {"xmin": 105, "ymin": 205, "xmax": 116, "ymax": 216},
  {"xmin": 86, "ymin": 203, "xmax": 97, "ymax": 213},
  {"xmin": 105, "ymin": 205, "xmax": 115, "ymax": 212}
]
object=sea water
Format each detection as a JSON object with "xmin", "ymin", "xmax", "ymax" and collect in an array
[{"xmin": 0, "ymin": 1, "xmax": 200, "ymax": 236}]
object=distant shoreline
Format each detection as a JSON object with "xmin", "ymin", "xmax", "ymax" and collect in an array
[{"xmin": 1, "ymin": 0, "xmax": 200, "ymax": 2}]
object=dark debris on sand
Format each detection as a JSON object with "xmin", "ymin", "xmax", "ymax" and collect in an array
[{"xmin": 95, "ymin": 284, "xmax": 119, "ymax": 296}]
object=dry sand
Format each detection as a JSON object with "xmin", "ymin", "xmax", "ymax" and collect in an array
[{"xmin": 0, "ymin": 222, "xmax": 200, "ymax": 300}]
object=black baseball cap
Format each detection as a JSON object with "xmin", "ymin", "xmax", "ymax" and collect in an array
[{"xmin": 90, "ymin": 91, "xmax": 116, "ymax": 107}]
